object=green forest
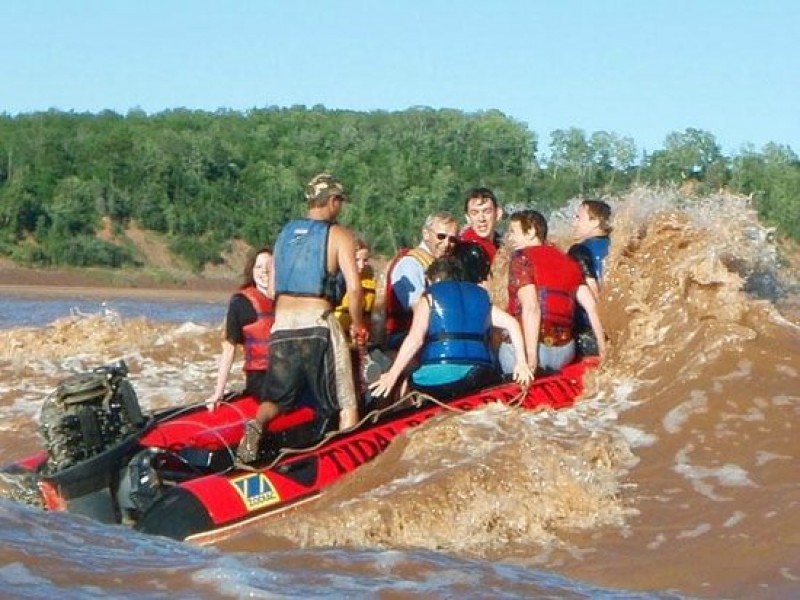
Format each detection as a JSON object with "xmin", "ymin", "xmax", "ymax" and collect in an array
[{"xmin": 0, "ymin": 106, "xmax": 798, "ymax": 270}]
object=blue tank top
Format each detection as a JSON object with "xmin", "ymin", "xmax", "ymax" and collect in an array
[
  {"xmin": 580, "ymin": 236, "xmax": 610, "ymax": 281},
  {"xmin": 274, "ymin": 219, "xmax": 337, "ymax": 300},
  {"xmin": 419, "ymin": 281, "xmax": 494, "ymax": 367},
  {"xmin": 573, "ymin": 235, "xmax": 609, "ymax": 332}
]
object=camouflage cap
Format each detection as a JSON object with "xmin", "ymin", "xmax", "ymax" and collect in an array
[{"xmin": 305, "ymin": 173, "xmax": 347, "ymax": 202}]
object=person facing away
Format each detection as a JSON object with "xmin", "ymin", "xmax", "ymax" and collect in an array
[
  {"xmin": 501, "ymin": 209, "xmax": 606, "ymax": 375},
  {"xmin": 236, "ymin": 173, "xmax": 367, "ymax": 463},
  {"xmin": 383, "ymin": 211, "xmax": 459, "ymax": 350},
  {"xmin": 370, "ymin": 255, "xmax": 532, "ymax": 401},
  {"xmin": 459, "ymin": 186, "xmax": 504, "ymax": 263},
  {"xmin": 206, "ymin": 247, "xmax": 274, "ymax": 410},
  {"xmin": 568, "ymin": 199, "xmax": 612, "ymax": 357},
  {"xmin": 333, "ymin": 237, "xmax": 377, "ymax": 339}
]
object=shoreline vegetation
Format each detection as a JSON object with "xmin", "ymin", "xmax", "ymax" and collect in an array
[{"xmin": 1, "ymin": 108, "xmax": 797, "ymax": 279}]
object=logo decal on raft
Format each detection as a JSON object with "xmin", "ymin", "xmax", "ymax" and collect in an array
[
  {"xmin": 231, "ymin": 473, "xmax": 281, "ymax": 511},
  {"xmin": 318, "ymin": 413, "xmax": 440, "ymax": 476}
]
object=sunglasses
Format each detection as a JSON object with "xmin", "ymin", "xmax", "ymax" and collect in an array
[{"xmin": 434, "ymin": 232, "xmax": 458, "ymax": 243}]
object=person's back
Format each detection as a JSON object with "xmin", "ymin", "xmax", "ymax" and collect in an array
[
  {"xmin": 369, "ymin": 255, "xmax": 533, "ymax": 402},
  {"xmin": 568, "ymin": 199, "xmax": 612, "ymax": 357},
  {"xmin": 274, "ymin": 218, "xmax": 336, "ymax": 304},
  {"xmin": 411, "ymin": 278, "xmax": 497, "ymax": 395},
  {"xmin": 512, "ymin": 244, "xmax": 583, "ymax": 347},
  {"xmin": 236, "ymin": 173, "xmax": 366, "ymax": 463}
]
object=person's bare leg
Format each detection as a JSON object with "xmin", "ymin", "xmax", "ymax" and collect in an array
[
  {"xmin": 338, "ymin": 406, "xmax": 358, "ymax": 430},
  {"xmin": 255, "ymin": 401, "xmax": 280, "ymax": 424}
]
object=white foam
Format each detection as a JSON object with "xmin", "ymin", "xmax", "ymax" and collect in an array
[
  {"xmin": 663, "ymin": 390, "xmax": 708, "ymax": 434},
  {"xmin": 755, "ymin": 451, "xmax": 792, "ymax": 466},
  {"xmin": 772, "ymin": 394, "xmax": 800, "ymax": 407},
  {"xmin": 618, "ymin": 425, "xmax": 658, "ymax": 448},
  {"xmin": 674, "ymin": 444, "xmax": 755, "ymax": 500},
  {"xmin": 723, "ymin": 511, "xmax": 746, "ymax": 527},
  {"xmin": 677, "ymin": 523, "xmax": 712, "ymax": 538}
]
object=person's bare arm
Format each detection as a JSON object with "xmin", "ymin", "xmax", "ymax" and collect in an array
[
  {"xmin": 491, "ymin": 306, "xmax": 533, "ymax": 384},
  {"xmin": 585, "ymin": 276, "xmax": 600, "ymax": 301},
  {"xmin": 518, "ymin": 284, "xmax": 541, "ymax": 371},
  {"xmin": 206, "ymin": 339, "xmax": 236, "ymax": 409},
  {"xmin": 369, "ymin": 298, "xmax": 429, "ymax": 397},
  {"xmin": 577, "ymin": 284, "xmax": 607, "ymax": 359},
  {"xmin": 332, "ymin": 225, "xmax": 365, "ymax": 336}
]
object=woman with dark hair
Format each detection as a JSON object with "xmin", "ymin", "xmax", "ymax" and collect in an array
[
  {"xmin": 369, "ymin": 255, "xmax": 532, "ymax": 401},
  {"xmin": 206, "ymin": 246, "xmax": 274, "ymax": 409}
]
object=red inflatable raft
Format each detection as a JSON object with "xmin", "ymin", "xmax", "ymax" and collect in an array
[{"xmin": 2, "ymin": 359, "xmax": 594, "ymax": 544}]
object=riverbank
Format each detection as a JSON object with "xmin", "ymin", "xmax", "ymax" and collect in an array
[{"xmin": 0, "ymin": 262, "xmax": 236, "ymax": 302}]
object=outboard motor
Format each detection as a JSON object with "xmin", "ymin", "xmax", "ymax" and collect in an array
[{"xmin": 39, "ymin": 360, "xmax": 146, "ymax": 474}]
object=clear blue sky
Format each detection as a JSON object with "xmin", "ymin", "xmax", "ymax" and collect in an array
[{"xmin": 4, "ymin": 0, "xmax": 798, "ymax": 156}]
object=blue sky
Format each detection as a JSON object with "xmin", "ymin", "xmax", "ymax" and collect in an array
[{"xmin": 4, "ymin": 0, "xmax": 797, "ymax": 156}]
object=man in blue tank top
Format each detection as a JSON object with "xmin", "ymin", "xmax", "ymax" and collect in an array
[
  {"xmin": 236, "ymin": 173, "xmax": 367, "ymax": 463},
  {"xmin": 568, "ymin": 199, "xmax": 612, "ymax": 358}
]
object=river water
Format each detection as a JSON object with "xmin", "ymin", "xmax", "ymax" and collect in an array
[{"xmin": 0, "ymin": 188, "xmax": 797, "ymax": 599}]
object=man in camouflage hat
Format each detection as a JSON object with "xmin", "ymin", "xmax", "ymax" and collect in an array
[{"xmin": 236, "ymin": 173, "xmax": 367, "ymax": 463}]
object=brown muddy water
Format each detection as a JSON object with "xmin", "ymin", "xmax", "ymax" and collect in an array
[{"xmin": 0, "ymin": 188, "xmax": 797, "ymax": 599}]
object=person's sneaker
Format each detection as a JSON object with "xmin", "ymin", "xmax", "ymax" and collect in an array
[{"xmin": 236, "ymin": 419, "xmax": 263, "ymax": 464}]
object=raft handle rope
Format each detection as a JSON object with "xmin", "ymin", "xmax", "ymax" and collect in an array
[{"xmin": 257, "ymin": 381, "xmax": 530, "ymax": 471}]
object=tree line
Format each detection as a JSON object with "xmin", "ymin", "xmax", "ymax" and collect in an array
[{"xmin": 0, "ymin": 106, "xmax": 797, "ymax": 270}]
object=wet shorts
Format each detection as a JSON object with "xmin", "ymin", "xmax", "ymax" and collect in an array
[{"xmin": 262, "ymin": 326, "xmax": 339, "ymax": 416}]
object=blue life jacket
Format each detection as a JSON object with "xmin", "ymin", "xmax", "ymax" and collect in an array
[
  {"xmin": 274, "ymin": 219, "xmax": 338, "ymax": 302},
  {"xmin": 419, "ymin": 281, "xmax": 494, "ymax": 367},
  {"xmin": 579, "ymin": 236, "xmax": 610, "ymax": 281},
  {"xmin": 573, "ymin": 235, "xmax": 609, "ymax": 333}
]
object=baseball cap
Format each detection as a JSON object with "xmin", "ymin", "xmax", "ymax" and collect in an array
[{"xmin": 305, "ymin": 173, "xmax": 347, "ymax": 202}]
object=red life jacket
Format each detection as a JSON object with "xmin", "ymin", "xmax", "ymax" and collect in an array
[
  {"xmin": 239, "ymin": 286, "xmax": 275, "ymax": 371},
  {"xmin": 460, "ymin": 227, "xmax": 500, "ymax": 262},
  {"xmin": 383, "ymin": 247, "xmax": 435, "ymax": 339},
  {"xmin": 508, "ymin": 245, "xmax": 583, "ymax": 341}
]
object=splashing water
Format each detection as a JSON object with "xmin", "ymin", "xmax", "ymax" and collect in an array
[{"xmin": 0, "ymin": 187, "xmax": 798, "ymax": 598}]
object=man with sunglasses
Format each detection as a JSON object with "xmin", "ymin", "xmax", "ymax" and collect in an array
[{"xmin": 383, "ymin": 211, "xmax": 458, "ymax": 350}]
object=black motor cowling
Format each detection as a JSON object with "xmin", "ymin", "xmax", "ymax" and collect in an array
[{"xmin": 39, "ymin": 360, "xmax": 147, "ymax": 474}]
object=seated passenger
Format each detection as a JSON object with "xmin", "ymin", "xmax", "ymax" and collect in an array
[
  {"xmin": 501, "ymin": 210, "xmax": 606, "ymax": 375},
  {"xmin": 383, "ymin": 211, "xmax": 458, "ymax": 350},
  {"xmin": 333, "ymin": 237, "xmax": 377, "ymax": 339},
  {"xmin": 459, "ymin": 186, "xmax": 504, "ymax": 263},
  {"xmin": 370, "ymin": 255, "xmax": 532, "ymax": 401},
  {"xmin": 568, "ymin": 199, "xmax": 612, "ymax": 357}
]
